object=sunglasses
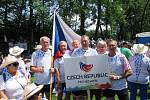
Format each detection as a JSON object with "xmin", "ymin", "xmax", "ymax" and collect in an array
[{"xmin": 8, "ymin": 62, "xmax": 19, "ymax": 68}]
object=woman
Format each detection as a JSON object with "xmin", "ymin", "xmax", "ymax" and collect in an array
[
  {"xmin": 9, "ymin": 46, "xmax": 26, "ymax": 72},
  {"xmin": 0, "ymin": 55, "xmax": 28, "ymax": 100},
  {"xmin": 23, "ymin": 83, "xmax": 43, "ymax": 100},
  {"xmin": 96, "ymin": 40, "xmax": 108, "ymax": 54},
  {"xmin": 127, "ymin": 44, "xmax": 150, "ymax": 100},
  {"xmin": 91, "ymin": 40, "xmax": 108, "ymax": 100}
]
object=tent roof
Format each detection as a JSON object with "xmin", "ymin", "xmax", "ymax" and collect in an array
[{"xmin": 136, "ymin": 32, "xmax": 150, "ymax": 37}]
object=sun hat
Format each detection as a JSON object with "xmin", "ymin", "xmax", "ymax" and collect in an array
[
  {"xmin": 0, "ymin": 98, "xmax": 16, "ymax": 100},
  {"xmin": 132, "ymin": 44, "xmax": 148, "ymax": 54},
  {"xmin": 49, "ymin": 45, "xmax": 52, "ymax": 50},
  {"xmin": 0, "ymin": 55, "xmax": 18, "ymax": 68},
  {"xmin": 23, "ymin": 83, "xmax": 43, "ymax": 100},
  {"xmin": 34, "ymin": 45, "xmax": 52, "ymax": 50},
  {"xmin": 34, "ymin": 45, "xmax": 42, "ymax": 50},
  {"xmin": 9, "ymin": 46, "xmax": 24, "ymax": 56}
]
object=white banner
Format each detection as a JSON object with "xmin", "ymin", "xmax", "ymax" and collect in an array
[{"xmin": 64, "ymin": 55, "xmax": 111, "ymax": 91}]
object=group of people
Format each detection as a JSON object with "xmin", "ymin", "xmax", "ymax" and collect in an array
[
  {"xmin": 0, "ymin": 35, "xmax": 150, "ymax": 100},
  {"xmin": 0, "ymin": 36, "xmax": 50, "ymax": 100}
]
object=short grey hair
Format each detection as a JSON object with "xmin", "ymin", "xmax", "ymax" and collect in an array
[
  {"xmin": 40, "ymin": 36, "xmax": 50, "ymax": 43},
  {"xmin": 59, "ymin": 41, "xmax": 67, "ymax": 46}
]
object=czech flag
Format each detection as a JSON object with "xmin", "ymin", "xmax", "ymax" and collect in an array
[{"xmin": 52, "ymin": 12, "xmax": 81, "ymax": 56}]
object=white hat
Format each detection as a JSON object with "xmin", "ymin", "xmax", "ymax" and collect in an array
[
  {"xmin": 34, "ymin": 45, "xmax": 52, "ymax": 50},
  {"xmin": 0, "ymin": 98, "xmax": 16, "ymax": 100},
  {"xmin": 132, "ymin": 44, "xmax": 148, "ymax": 54},
  {"xmin": 0, "ymin": 55, "xmax": 18, "ymax": 68},
  {"xmin": 34, "ymin": 45, "xmax": 42, "ymax": 50},
  {"xmin": 23, "ymin": 83, "xmax": 43, "ymax": 100},
  {"xmin": 9, "ymin": 46, "xmax": 24, "ymax": 56}
]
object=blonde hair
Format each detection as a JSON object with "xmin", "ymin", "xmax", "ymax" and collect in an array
[{"xmin": 97, "ymin": 40, "xmax": 107, "ymax": 47}]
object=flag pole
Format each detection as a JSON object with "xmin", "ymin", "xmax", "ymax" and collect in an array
[
  {"xmin": 50, "ymin": 10, "xmax": 56, "ymax": 100},
  {"xmin": 50, "ymin": 70, "xmax": 53, "ymax": 100},
  {"xmin": 87, "ymin": 89, "xmax": 91, "ymax": 100},
  {"xmin": 52, "ymin": 11, "xmax": 56, "ymax": 57}
]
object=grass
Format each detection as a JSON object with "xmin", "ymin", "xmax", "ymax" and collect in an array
[
  {"xmin": 30, "ymin": 77, "xmax": 150, "ymax": 100},
  {"xmin": 51, "ymin": 86, "xmax": 150, "ymax": 100},
  {"xmin": 51, "ymin": 89, "xmax": 150, "ymax": 100}
]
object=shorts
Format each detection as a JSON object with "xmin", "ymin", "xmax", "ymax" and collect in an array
[
  {"xmin": 72, "ymin": 89, "xmax": 102, "ymax": 97},
  {"xmin": 72, "ymin": 90, "xmax": 87, "ymax": 96},
  {"xmin": 58, "ymin": 83, "xmax": 66, "ymax": 93},
  {"xmin": 103, "ymin": 88, "xmax": 129, "ymax": 100},
  {"xmin": 90, "ymin": 89, "xmax": 102, "ymax": 96},
  {"xmin": 35, "ymin": 83, "xmax": 55, "ymax": 93}
]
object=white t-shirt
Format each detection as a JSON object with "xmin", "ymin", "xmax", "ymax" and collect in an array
[
  {"xmin": 107, "ymin": 53, "xmax": 131, "ymax": 90},
  {"xmin": 71, "ymin": 47, "xmax": 98, "ymax": 57},
  {"xmin": 0, "ymin": 71, "xmax": 28, "ymax": 100},
  {"xmin": 127, "ymin": 54, "xmax": 150, "ymax": 84},
  {"xmin": 54, "ymin": 50, "xmax": 70, "ymax": 83},
  {"xmin": 18, "ymin": 59, "xmax": 29, "ymax": 78},
  {"xmin": 31, "ymin": 49, "xmax": 52, "ymax": 84},
  {"xmin": 18, "ymin": 59, "xmax": 26, "ymax": 71}
]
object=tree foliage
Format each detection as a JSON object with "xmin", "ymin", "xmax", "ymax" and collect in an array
[{"xmin": 0, "ymin": 0, "xmax": 150, "ymax": 44}]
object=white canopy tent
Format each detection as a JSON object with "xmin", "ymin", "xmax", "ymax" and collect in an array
[
  {"xmin": 136, "ymin": 32, "xmax": 150, "ymax": 37},
  {"xmin": 136, "ymin": 32, "xmax": 150, "ymax": 44}
]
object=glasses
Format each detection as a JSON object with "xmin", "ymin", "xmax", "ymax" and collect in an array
[
  {"xmin": 8, "ymin": 62, "xmax": 19, "ymax": 68},
  {"xmin": 12, "ymin": 62, "xmax": 19, "ymax": 67}
]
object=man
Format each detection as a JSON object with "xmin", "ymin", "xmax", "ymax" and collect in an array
[
  {"xmin": 54, "ymin": 41, "xmax": 71, "ymax": 100},
  {"xmin": 69, "ymin": 40, "xmax": 80, "ymax": 55},
  {"xmin": 103, "ymin": 39, "xmax": 132, "ymax": 100},
  {"xmin": 72, "ymin": 35, "xmax": 98, "ymax": 57},
  {"xmin": 71, "ymin": 35, "xmax": 98, "ymax": 100},
  {"xmin": 30, "ymin": 36, "xmax": 55, "ymax": 99},
  {"xmin": 120, "ymin": 41, "xmax": 133, "ymax": 59},
  {"xmin": 72, "ymin": 40, "xmax": 80, "ymax": 50}
]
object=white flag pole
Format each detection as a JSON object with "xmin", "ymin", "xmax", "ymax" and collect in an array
[
  {"xmin": 50, "ymin": 10, "xmax": 56, "ymax": 100},
  {"xmin": 52, "ymin": 10, "xmax": 56, "ymax": 56},
  {"xmin": 87, "ymin": 89, "xmax": 91, "ymax": 100}
]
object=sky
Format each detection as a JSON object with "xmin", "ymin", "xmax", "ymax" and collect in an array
[{"xmin": 71, "ymin": 15, "xmax": 106, "ymax": 31}]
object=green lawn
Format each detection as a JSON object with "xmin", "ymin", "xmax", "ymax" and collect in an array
[
  {"xmin": 51, "ymin": 89, "xmax": 150, "ymax": 100},
  {"xmin": 31, "ymin": 77, "xmax": 150, "ymax": 100}
]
